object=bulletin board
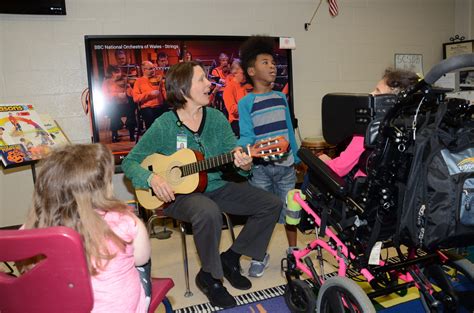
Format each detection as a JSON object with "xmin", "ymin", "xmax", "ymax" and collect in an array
[{"xmin": 394, "ymin": 53, "xmax": 423, "ymax": 75}]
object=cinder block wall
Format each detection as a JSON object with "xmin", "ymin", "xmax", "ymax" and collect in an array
[{"xmin": 0, "ymin": 0, "xmax": 457, "ymax": 226}]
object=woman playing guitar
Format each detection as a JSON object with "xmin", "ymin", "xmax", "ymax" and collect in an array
[{"xmin": 121, "ymin": 61, "xmax": 282, "ymax": 309}]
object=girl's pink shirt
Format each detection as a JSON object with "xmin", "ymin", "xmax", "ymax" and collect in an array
[
  {"xmin": 91, "ymin": 211, "xmax": 146, "ymax": 313},
  {"xmin": 326, "ymin": 135, "xmax": 366, "ymax": 178}
]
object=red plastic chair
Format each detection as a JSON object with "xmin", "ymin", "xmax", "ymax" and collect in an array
[{"xmin": 0, "ymin": 226, "xmax": 174, "ymax": 313}]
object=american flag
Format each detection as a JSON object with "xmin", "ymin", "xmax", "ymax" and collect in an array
[{"xmin": 328, "ymin": 0, "xmax": 338, "ymax": 17}]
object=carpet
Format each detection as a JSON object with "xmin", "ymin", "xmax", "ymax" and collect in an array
[
  {"xmin": 173, "ymin": 272, "xmax": 474, "ymax": 313},
  {"xmin": 173, "ymin": 284, "xmax": 286, "ymax": 313}
]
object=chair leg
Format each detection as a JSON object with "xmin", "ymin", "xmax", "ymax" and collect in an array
[
  {"xmin": 2, "ymin": 261, "xmax": 15, "ymax": 275},
  {"xmin": 148, "ymin": 214, "xmax": 172, "ymax": 240},
  {"xmin": 180, "ymin": 223, "xmax": 193, "ymax": 297},
  {"xmin": 223, "ymin": 212, "xmax": 236, "ymax": 242},
  {"xmin": 162, "ymin": 297, "xmax": 173, "ymax": 313},
  {"xmin": 147, "ymin": 214, "xmax": 159, "ymax": 237}
]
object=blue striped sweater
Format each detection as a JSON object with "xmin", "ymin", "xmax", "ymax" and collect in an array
[{"xmin": 237, "ymin": 91, "xmax": 300, "ymax": 166}]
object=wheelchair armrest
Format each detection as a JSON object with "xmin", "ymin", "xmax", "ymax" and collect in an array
[{"xmin": 297, "ymin": 148, "xmax": 348, "ymax": 198}]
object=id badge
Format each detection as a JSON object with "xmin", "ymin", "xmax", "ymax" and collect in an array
[{"xmin": 177, "ymin": 131, "xmax": 187, "ymax": 150}]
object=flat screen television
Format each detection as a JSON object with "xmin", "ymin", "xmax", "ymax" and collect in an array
[
  {"xmin": 0, "ymin": 0, "xmax": 66, "ymax": 15},
  {"xmin": 84, "ymin": 35, "xmax": 294, "ymax": 165}
]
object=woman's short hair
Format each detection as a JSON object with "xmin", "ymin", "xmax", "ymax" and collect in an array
[{"xmin": 165, "ymin": 61, "xmax": 204, "ymax": 110}]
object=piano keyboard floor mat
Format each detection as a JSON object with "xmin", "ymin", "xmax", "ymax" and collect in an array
[
  {"xmin": 172, "ymin": 284, "xmax": 286, "ymax": 313},
  {"xmin": 172, "ymin": 270, "xmax": 474, "ymax": 313}
]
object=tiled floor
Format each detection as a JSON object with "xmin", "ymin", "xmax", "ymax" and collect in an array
[{"xmin": 150, "ymin": 221, "xmax": 319, "ymax": 312}]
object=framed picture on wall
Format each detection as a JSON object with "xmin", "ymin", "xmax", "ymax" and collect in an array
[
  {"xmin": 459, "ymin": 69, "xmax": 474, "ymax": 90},
  {"xmin": 443, "ymin": 40, "xmax": 474, "ymax": 59},
  {"xmin": 394, "ymin": 53, "xmax": 423, "ymax": 75}
]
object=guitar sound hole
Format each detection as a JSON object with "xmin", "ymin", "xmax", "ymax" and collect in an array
[{"xmin": 168, "ymin": 166, "xmax": 183, "ymax": 184}]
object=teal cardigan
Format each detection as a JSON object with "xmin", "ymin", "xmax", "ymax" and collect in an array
[{"xmin": 122, "ymin": 107, "xmax": 248, "ymax": 192}]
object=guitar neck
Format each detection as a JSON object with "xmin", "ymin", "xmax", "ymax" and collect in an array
[{"xmin": 180, "ymin": 151, "xmax": 235, "ymax": 177}]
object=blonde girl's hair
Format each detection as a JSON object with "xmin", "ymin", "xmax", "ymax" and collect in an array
[{"xmin": 24, "ymin": 143, "xmax": 131, "ymax": 276}]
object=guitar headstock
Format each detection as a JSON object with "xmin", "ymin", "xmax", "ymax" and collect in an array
[{"xmin": 248, "ymin": 136, "xmax": 289, "ymax": 161}]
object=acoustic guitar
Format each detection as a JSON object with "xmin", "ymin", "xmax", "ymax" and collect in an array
[{"xmin": 136, "ymin": 136, "xmax": 289, "ymax": 209}]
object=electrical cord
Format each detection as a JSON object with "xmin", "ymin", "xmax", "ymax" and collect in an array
[{"xmin": 304, "ymin": 0, "xmax": 324, "ymax": 31}]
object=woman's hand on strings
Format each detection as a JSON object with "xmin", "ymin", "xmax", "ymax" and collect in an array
[{"xmin": 233, "ymin": 147, "xmax": 252, "ymax": 171}]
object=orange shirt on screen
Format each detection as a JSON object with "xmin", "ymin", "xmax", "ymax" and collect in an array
[
  {"xmin": 132, "ymin": 76, "xmax": 165, "ymax": 109},
  {"xmin": 102, "ymin": 79, "xmax": 131, "ymax": 105},
  {"xmin": 223, "ymin": 80, "xmax": 252, "ymax": 124}
]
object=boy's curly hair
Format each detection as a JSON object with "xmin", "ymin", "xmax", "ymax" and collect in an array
[{"xmin": 239, "ymin": 35, "xmax": 275, "ymax": 86}]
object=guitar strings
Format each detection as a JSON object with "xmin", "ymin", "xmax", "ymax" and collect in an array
[{"xmin": 146, "ymin": 137, "xmax": 286, "ymax": 180}]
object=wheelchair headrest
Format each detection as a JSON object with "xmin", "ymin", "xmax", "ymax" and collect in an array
[{"xmin": 321, "ymin": 93, "xmax": 398, "ymax": 145}]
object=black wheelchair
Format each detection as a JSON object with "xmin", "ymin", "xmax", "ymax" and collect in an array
[{"xmin": 282, "ymin": 54, "xmax": 474, "ymax": 313}]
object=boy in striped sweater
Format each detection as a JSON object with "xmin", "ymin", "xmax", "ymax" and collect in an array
[{"xmin": 238, "ymin": 36, "xmax": 300, "ymax": 277}]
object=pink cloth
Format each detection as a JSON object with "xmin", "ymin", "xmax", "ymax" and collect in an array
[
  {"xmin": 326, "ymin": 135, "xmax": 366, "ymax": 178},
  {"xmin": 91, "ymin": 211, "xmax": 146, "ymax": 313}
]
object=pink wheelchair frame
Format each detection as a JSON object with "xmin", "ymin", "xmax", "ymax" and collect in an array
[
  {"xmin": 291, "ymin": 191, "xmax": 419, "ymax": 285},
  {"xmin": 282, "ymin": 190, "xmax": 462, "ymax": 313}
]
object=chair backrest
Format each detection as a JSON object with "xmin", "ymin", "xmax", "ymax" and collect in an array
[{"xmin": 0, "ymin": 226, "xmax": 94, "ymax": 313}]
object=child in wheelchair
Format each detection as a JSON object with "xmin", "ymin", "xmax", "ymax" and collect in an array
[{"xmin": 283, "ymin": 56, "xmax": 474, "ymax": 313}]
